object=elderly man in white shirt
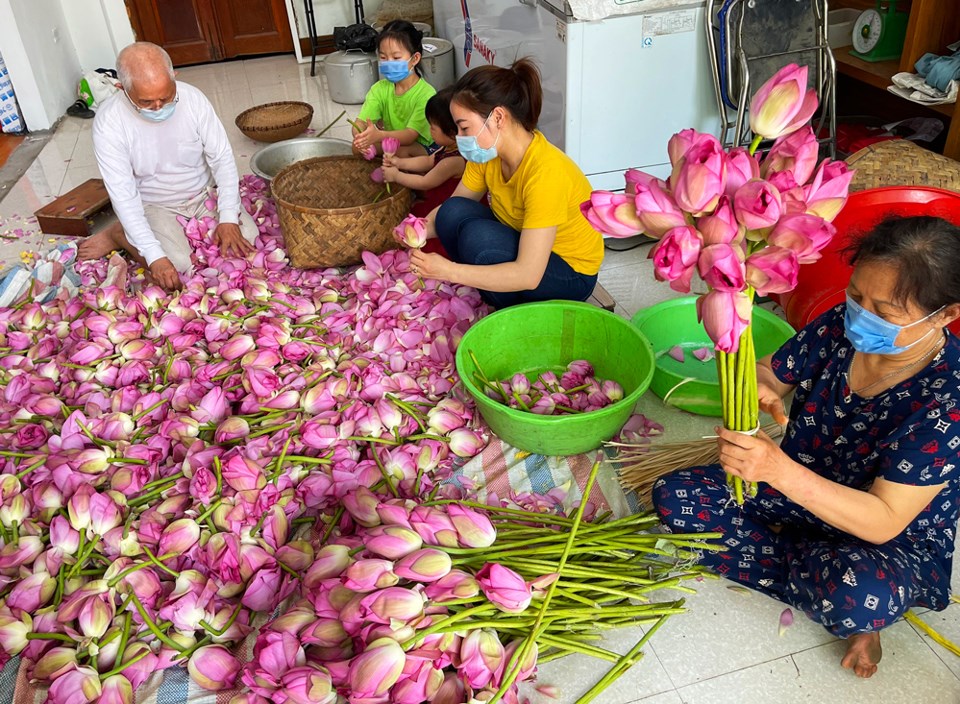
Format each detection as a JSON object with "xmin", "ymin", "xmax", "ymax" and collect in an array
[{"xmin": 79, "ymin": 42, "xmax": 257, "ymax": 290}]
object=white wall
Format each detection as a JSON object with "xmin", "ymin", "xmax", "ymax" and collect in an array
[
  {"xmin": 60, "ymin": 0, "xmax": 136, "ymax": 71},
  {"xmin": 290, "ymin": 0, "xmax": 385, "ymax": 38},
  {"xmin": 0, "ymin": 0, "xmax": 81, "ymax": 130}
]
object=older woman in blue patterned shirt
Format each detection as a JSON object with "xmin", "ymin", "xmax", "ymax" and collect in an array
[{"xmin": 654, "ymin": 216, "xmax": 960, "ymax": 679}]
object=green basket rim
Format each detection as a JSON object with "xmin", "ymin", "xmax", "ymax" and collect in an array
[{"xmin": 455, "ymin": 300, "xmax": 655, "ymax": 427}]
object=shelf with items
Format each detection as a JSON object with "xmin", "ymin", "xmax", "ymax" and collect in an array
[{"xmin": 830, "ymin": 0, "xmax": 960, "ymax": 158}]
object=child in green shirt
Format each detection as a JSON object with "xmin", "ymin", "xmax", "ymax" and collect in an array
[{"xmin": 353, "ymin": 20, "xmax": 437, "ymax": 157}]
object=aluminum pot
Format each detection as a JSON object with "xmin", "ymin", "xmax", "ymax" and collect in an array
[
  {"xmin": 250, "ymin": 137, "xmax": 354, "ymax": 181},
  {"xmin": 324, "ymin": 51, "xmax": 378, "ymax": 105}
]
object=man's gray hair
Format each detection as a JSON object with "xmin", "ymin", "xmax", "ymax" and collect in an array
[{"xmin": 116, "ymin": 42, "xmax": 175, "ymax": 91}]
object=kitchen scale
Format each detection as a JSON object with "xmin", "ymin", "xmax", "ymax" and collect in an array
[{"xmin": 850, "ymin": 0, "xmax": 909, "ymax": 62}]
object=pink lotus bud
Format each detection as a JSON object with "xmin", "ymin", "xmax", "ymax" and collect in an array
[
  {"xmin": 394, "ymin": 548, "xmax": 452, "ymax": 583},
  {"xmin": 448, "ymin": 428, "xmax": 486, "ymax": 458},
  {"xmin": 426, "ymin": 408, "xmax": 464, "ymax": 434},
  {"xmin": 301, "ymin": 385, "xmax": 337, "ymax": 415},
  {"xmin": 48, "ymin": 665, "xmax": 102, "ymax": 703},
  {"xmin": 601, "ymin": 379, "xmax": 624, "ymax": 402},
  {"xmin": 73, "ymin": 447, "xmax": 112, "ymax": 475},
  {"xmin": 362, "ymin": 145, "xmax": 377, "ymax": 161},
  {"xmin": 697, "ymin": 243, "xmax": 746, "ymax": 292},
  {"xmin": 762, "ymin": 125, "xmax": 819, "ymax": 185},
  {"xmin": 100, "ymin": 413, "xmax": 135, "ymax": 441},
  {"xmin": 13, "ymin": 423, "xmax": 48, "ymax": 449},
  {"xmin": 376, "ymin": 501, "xmax": 414, "ymax": 528},
  {"xmin": 107, "ymin": 321, "xmax": 144, "ymax": 345},
  {"xmin": 476, "ymin": 563, "xmax": 533, "ymax": 613},
  {"xmin": 50, "ymin": 515, "xmax": 79, "ymax": 553},
  {"xmin": 117, "ymin": 339, "xmax": 156, "ymax": 361},
  {"xmin": 409, "ymin": 507, "xmax": 459, "ymax": 547},
  {"xmin": 344, "ymin": 559, "xmax": 399, "ymax": 592},
  {"xmin": 649, "ymin": 225, "xmax": 702, "ymax": 293},
  {"xmin": 304, "ymin": 545, "xmax": 352, "ymax": 586},
  {"xmin": 254, "ymin": 629, "xmax": 306, "ymax": 676},
  {"xmin": 459, "ymin": 629, "xmax": 505, "ymax": 689},
  {"xmin": 393, "ymin": 214, "xmax": 429, "ymax": 249},
  {"xmin": 0, "ymin": 494, "xmax": 29, "ymax": 527},
  {"xmin": 191, "ymin": 387, "xmax": 228, "ymax": 424},
  {"xmin": 503, "ymin": 638, "xmax": 539, "ymax": 682},
  {"xmin": 214, "ymin": 416, "xmax": 250, "ymax": 443},
  {"xmin": 381, "ymin": 137, "xmax": 400, "ymax": 156},
  {"xmin": 89, "ymin": 490, "xmax": 122, "ymax": 536},
  {"xmin": 300, "ymin": 421, "xmax": 339, "ymax": 450},
  {"xmin": 749, "ymin": 63, "xmax": 818, "ymax": 140},
  {"xmin": 222, "ymin": 455, "xmax": 266, "ymax": 492},
  {"xmin": 745, "ymin": 245, "xmax": 800, "ymax": 295},
  {"xmin": 733, "ymin": 179, "xmax": 783, "ymax": 237},
  {"xmin": 347, "ymin": 637, "xmax": 406, "ymax": 697},
  {"xmin": 580, "ymin": 191, "xmax": 643, "ymax": 238},
  {"xmin": 242, "ymin": 367, "xmax": 281, "ymax": 399},
  {"xmin": 303, "ymin": 618, "xmax": 349, "ymax": 648},
  {"xmin": 158, "ymin": 518, "xmax": 201, "ymax": 556},
  {"xmin": 221, "ymin": 334, "xmax": 256, "ymax": 361},
  {"xmin": 448, "ymin": 505, "xmax": 497, "ymax": 548},
  {"xmin": 767, "ymin": 213, "xmax": 836, "ymax": 264},
  {"xmin": 366, "ymin": 525, "xmax": 423, "ymax": 560},
  {"xmin": 342, "ymin": 487, "xmax": 381, "ymax": 528},
  {"xmin": 696, "ymin": 289, "xmax": 753, "ymax": 354},
  {"xmin": 280, "ymin": 665, "xmax": 337, "ymax": 704},
  {"xmin": 7, "ymin": 572, "xmax": 55, "ymax": 612},
  {"xmin": 393, "ymin": 662, "xmax": 445, "ymax": 703},
  {"xmin": 667, "ymin": 128, "xmax": 698, "ymax": 167},
  {"xmin": 188, "ymin": 644, "xmax": 242, "ymax": 690},
  {"xmin": 671, "ymin": 134, "xmax": 726, "ymax": 215},
  {"xmin": 276, "ymin": 541, "xmax": 315, "ymax": 572},
  {"xmin": 699, "ymin": 197, "xmax": 742, "ymax": 246},
  {"xmin": 803, "ymin": 160, "xmax": 854, "ymax": 221},
  {"xmin": 0, "ymin": 613, "xmax": 31, "ymax": 654},
  {"xmin": 79, "ymin": 592, "xmax": 115, "ymax": 639},
  {"xmin": 30, "ymin": 646, "xmax": 77, "ymax": 681},
  {"xmin": 375, "ymin": 398, "xmax": 403, "ymax": 432},
  {"xmin": 424, "ymin": 569, "xmax": 480, "ymax": 603},
  {"xmin": 0, "ymin": 534, "xmax": 43, "ymax": 569},
  {"xmin": 96, "ymin": 674, "xmax": 134, "ymax": 704},
  {"xmin": 371, "ymin": 166, "xmax": 386, "ymax": 184},
  {"xmin": 724, "ymin": 147, "xmax": 761, "ymax": 197}
]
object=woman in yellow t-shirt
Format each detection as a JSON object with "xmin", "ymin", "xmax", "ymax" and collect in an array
[{"xmin": 409, "ymin": 58, "xmax": 604, "ymax": 308}]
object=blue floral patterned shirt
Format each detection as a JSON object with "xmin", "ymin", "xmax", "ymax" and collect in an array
[{"xmin": 771, "ymin": 304, "xmax": 960, "ymax": 607}]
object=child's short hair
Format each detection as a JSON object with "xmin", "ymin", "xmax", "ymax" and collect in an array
[
  {"xmin": 425, "ymin": 86, "xmax": 457, "ymax": 139},
  {"xmin": 378, "ymin": 20, "xmax": 424, "ymax": 76}
]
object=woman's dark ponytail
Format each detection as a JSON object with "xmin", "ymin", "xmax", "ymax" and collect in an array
[{"xmin": 452, "ymin": 57, "xmax": 543, "ymax": 131}]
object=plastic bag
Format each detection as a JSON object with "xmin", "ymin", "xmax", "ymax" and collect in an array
[
  {"xmin": 78, "ymin": 69, "xmax": 120, "ymax": 109},
  {"xmin": 334, "ymin": 24, "xmax": 379, "ymax": 54}
]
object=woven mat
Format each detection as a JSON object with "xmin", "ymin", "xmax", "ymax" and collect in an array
[
  {"xmin": 846, "ymin": 139, "xmax": 960, "ymax": 193},
  {"xmin": 2, "ymin": 440, "xmax": 632, "ymax": 702}
]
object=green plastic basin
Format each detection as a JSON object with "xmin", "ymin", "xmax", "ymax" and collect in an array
[
  {"xmin": 455, "ymin": 301, "xmax": 655, "ymax": 456},
  {"xmin": 630, "ymin": 297, "xmax": 795, "ymax": 417}
]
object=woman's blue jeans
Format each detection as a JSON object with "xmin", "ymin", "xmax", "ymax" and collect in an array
[{"xmin": 435, "ymin": 197, "xmax": 598, "ymax": 309}]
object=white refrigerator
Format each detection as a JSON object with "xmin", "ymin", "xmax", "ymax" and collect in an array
[{"xmin": 432, "ymin": 0, "xmax": 720, "ymax": 190}]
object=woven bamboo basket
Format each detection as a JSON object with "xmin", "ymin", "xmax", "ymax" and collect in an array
[
  {"xmin": 235, "ymin": 101, "xmax": 314, "ymax": 143},
  {"xmin": 271, "ymin": 156, "xmax": 412, "ymax": 269},
  {"xmin": 846, "ymin": 139, "xmax": 960, "ymax": 193}
]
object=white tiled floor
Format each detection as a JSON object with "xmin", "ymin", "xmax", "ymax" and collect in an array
[{"xmin": 1, "ymin": 55, "xmax": 959, "ymax": 704}]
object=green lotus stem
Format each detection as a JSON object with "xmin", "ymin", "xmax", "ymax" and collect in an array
[
  {"xmin": 400, "ymin": 604, "xmax": 498, "ymax": 650},
  {"xmin": 68, "ymin": 535, "xmax": 100, "ymax": 579},
  {"xmin": 129, "ymin": 592, "xmax": 184, "ymax": 651},
  {"xmin": 557, "ymin": 580, "xmax": 647, "ymax": 602},
  {"xmin": 132, "ymin": 399, "xmax": 167, "ymax": 422},
  {"xmin": 283, "ymin": 455, "xmax": 332, "ymax": 465},
  {"xmin": 277, "ymin": 561, "xmax": 300, "ymax": 579},
  {"xmin": 98, "ymin": 647, "xmax": 150, "ymax": 680},
  {"xmin": 426, "ymin": 500, "xmax": 576, "ymax": 525},
  {"xmin": 489, "ymin": 456, "xmax": 602, "ymax": 704},
  {"xmin": 17, "ymin": 458, "xmax": 46, "ymax": 479},
  {"xmin": 140, "ymin": 473, "xmax": 184, "ymax": 494},
  {"xmin": 195, "ymin": 500, "xmax": 221, "ymax": 524},
  {"xmin": 317, "ymin": 110, "xmax": 345, "ymax": 137},
  {"xmin": 200, "ymin": 603, "xmax": 243, "ymax": 637},
  {"xmin": 247, "ymin": 422, "xmax": 293, "ymax": 440},
  {"xmin": 26, "ymin": 632, "xmax": 76, "ymax": 643},
  {"xmin": 271, "ymin": 436, "xmax": 294, "ymax": 481},
  {"xmin": 142, "ymin": 544, "xmax": 179, "ymax": 578},
  {"xmin": 0, "ymin": 451, "xmax": 33, "ymax": 458},
  {"xmin": 386, "ymin": 394, "xmax": 428, "ymax": 433},
  {"xmin": 346, "ymin": 117, "xmax": 364, "ymax": 132},
  {"xmin": 537, "ymin": 635, "xmax": 621, "ymax": 662},
  {"xmin": 748, "ymin": 134, "xmax": 763, "ymax": 156},
  {"xmin": 321, "ymin": 505, "xmax": 344, "ymax": 544},
  {"xmin": 178, "ymin": 635, "xmax": 213, "ymax": 660},
  {"xmin": 270, "ymin": 298, "xmax": 298, "ymax": 311},
  {"xmin": 576, "ymin": 612, "xmax": 674, "ymax": 704},
  {"xmin": 213, "ymin": 456, "xmax": 222, "ymax": 495},
  {"xmin": 370, "ymin": 447, "xmax": 399, "ymax": 498},
  {"xmin": 553, "ymin": 587, "xmax": 600, "ymax": 608},
  {"xmin": 116, "ymin": 612, "xmax": 131, "ymax": 664}
]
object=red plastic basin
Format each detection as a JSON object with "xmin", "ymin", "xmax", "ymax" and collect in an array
[{"xmin": 773, "ymin": 187, "xmax": 960, "ymax": 333}]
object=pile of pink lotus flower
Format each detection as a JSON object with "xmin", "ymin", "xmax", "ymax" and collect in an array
[
  {"xmin": 0, "ymin": 174, "xmax": 493, "ymax": 702},
  {"xmin": 474, "ymin": 359, "xmax": 625, "ymax": 416}
]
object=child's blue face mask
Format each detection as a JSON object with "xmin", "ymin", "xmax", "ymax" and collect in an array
[
  {"xmin": 380, "ymin": 59, "xmax": 412, "ymax": 83},
  {"xmin": 844, "ymin": 294, "xmax": 943, "ymax": 355}
]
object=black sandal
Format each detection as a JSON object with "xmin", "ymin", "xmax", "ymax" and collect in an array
[{"xmin": 66, "ymin": 100, "xmax": 95, "ymax": 119}]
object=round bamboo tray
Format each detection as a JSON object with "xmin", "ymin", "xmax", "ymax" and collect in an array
[
  {"xmin": 235, "ymin": 101, "xmax": 314, "ymax": 143},
  {"xmin": 846, "ymin": 139, "xmax": 960, "ymax": 193},
  {"xmin": 271, "ymin": 155, "xmax": 412, "ymax": 269}
]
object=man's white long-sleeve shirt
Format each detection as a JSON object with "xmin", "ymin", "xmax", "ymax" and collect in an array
[{"xmin": 92, "ymin": 81, "xmax": 243, "ymax": 266}]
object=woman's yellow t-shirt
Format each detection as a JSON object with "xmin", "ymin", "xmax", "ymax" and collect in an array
[{"xmin": 460, "ymin": 131, "xmax": 604, "ymax": 276}]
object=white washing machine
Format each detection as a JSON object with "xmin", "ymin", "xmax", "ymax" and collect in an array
[{"xmin": 432, "ymin": 0, "xmax": 720, "ymax": 190}]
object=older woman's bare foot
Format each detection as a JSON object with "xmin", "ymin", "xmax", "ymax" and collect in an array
[
  {"xmin": 77, "ymin": 222, "xmax": 124, "ymax": 261},
  {"xmin": 841, "ymin": 632, "xmax": 882, "ymax": 678}
]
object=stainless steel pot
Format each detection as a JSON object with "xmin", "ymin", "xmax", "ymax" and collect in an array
[
  {"xmin": 250, "ymin": 137, "xmax": 354, "ymax": 181},
  {"xmin": 323, "ymin": 51, "xmax": 378, "ymax": 105}
]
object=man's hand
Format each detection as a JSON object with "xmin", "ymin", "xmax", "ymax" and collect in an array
[
  {"xmin": 149, "ymin": 258, "xmax": 182, "ymax": 291},
  {"xmin": 213, "ymin": 222, "xmax": 254, "ymax": 258}
]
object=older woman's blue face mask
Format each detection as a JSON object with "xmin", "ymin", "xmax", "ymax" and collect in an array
[{"xmin": 845, "ymin": 260, "xmax": 946, "ymax": 356}]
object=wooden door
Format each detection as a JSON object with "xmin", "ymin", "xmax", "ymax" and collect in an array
[
  {"xmin": 125, "ymin": 0, "xmax": 293, "ymax": 66},
  {"xmin": 210, "ymin": 0, "xmax": 294, "ymax": 58}
]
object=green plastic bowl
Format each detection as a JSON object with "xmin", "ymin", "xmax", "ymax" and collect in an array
[
  {"xmin": 455, "ymin": 301, "xmax": 655, "ymax": 456},
  {"xmin": 630, "ymin": 296, "xmax": 795, "ymax": 417}
]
